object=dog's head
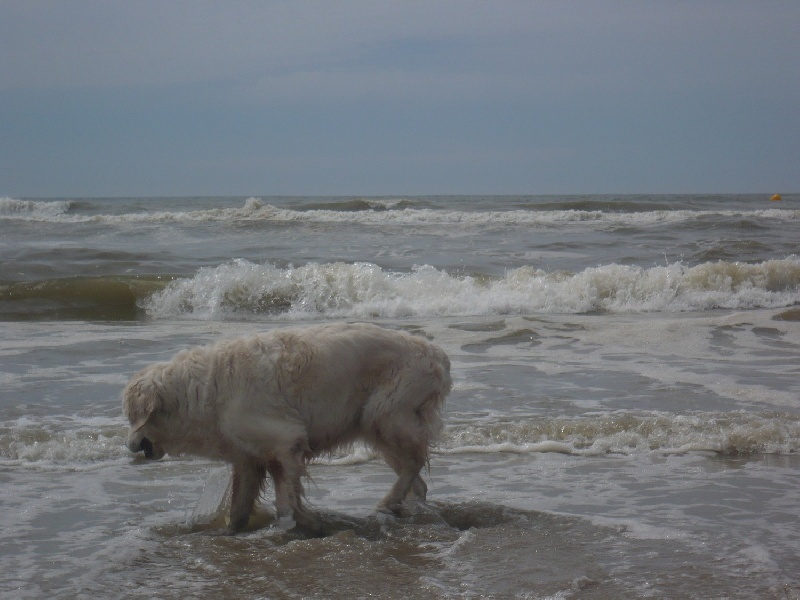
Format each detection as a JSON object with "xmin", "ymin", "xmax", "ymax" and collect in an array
[{"xmin": 122, "ymin": 369, "xmax": 167, "ymax": 460}]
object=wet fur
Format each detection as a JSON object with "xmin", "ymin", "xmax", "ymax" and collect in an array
[{"xmin": 123, "ymin": 322, "xmax": 451, "ymax": 533}]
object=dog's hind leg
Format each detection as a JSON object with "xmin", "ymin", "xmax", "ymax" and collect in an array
[
  {"xmin": 366, "ymin": 358, "xmax": 446, "ymax": 514},
  {"xmin": 368, "ymin": 389, "xmax": 443, "ymax": 514},
  {"xmin": 376, "ymin": 451, "xmax": 426, "ymax": 516},
  {"xmin": 229, "ymin": 459, "xmax": 266, "ymax": 532},
  {"xmin": 380, "ymin": 452, "xmax": 428, "ymax": 502},
  {"xmin": 411, "ymin": 474, "xmax": 428, "ymax": 501}
]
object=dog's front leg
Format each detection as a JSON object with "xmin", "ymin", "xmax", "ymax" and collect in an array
[
  {"xmin": 268, "ymin": 445, "xmax": 323, "ymax": 536},
  {"xmin": 229, "ymin": 459, "xmax": 266, "ymax": 532}
]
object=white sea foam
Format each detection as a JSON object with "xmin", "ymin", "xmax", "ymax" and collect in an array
[
  {"xmin": 142, "ymin": 257, "xmax": 800, "ymax": 320},
  {"xmin": 0, "ymin": 421, "xmax": 128, "ymax": 468},
  {"xmin": 441, "ymin": 412, "xmax": 800, "ymax": 457}
]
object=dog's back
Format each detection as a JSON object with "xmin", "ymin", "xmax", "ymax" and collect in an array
[{"xmin": 257, "ymin": 323, "xmax": 451, "ymax": 455}]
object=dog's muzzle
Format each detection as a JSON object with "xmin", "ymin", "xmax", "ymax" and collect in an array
[{"xmin": 127, "ymin": 434, "xmax": 165, "ymax": 460}]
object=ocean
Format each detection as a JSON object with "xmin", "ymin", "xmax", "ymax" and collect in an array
[{"xmin": 1, "ymin": 194, "xmax": 799, "ymax": 599}]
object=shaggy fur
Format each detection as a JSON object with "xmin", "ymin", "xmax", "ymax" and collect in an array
[{"xmin": 123, "ymin": 322, "xmax": 451, "ymax": 533}]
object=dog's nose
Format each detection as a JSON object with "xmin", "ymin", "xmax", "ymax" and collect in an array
[{"xmin": 140, "ymin": 437, "xmax": 155, "ymax": 459}]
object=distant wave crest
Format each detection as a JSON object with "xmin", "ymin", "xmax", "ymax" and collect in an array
[
  {"xmin": 2, "ymin": 197, "xmax": 798, "ymax": 228},
  {"xmin": 0, "ymin": 197, "xmax": 74, "ymax": 219},
  {"xmin": 128, "ymin": 200, "xmax": 800, "ymax": 228}
]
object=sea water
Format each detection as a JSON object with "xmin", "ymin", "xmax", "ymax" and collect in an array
[{"xmin": 1, "ymin": 195, "xmax": 799, "ymax": 598}]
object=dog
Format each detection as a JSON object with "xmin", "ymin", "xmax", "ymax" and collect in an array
[{"xmin": 123, "ymin": 322, "xmax": 451, "ymax": 533}]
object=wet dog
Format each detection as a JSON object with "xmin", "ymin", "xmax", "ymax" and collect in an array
[{"xmin": 123, "ymin": 322, "xmax": 451, "ymax": 533}]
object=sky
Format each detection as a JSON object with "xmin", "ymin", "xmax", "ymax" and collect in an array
[{"xmin": 2, "ymin": 1, "xmax": 799, "ymax": 197}]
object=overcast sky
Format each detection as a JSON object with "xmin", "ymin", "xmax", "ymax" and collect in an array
[{"xmin": 2, "ymin": 1, "xmax": 798, "ymax": 197}]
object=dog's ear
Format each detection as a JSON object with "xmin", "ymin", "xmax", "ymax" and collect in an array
[{"xmin": 123, "ymin": 376, "xmax": 164, "ymax": 432}]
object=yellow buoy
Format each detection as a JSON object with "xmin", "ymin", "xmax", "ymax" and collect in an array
[{"xmin": 770, "ymin": 194, "xmax": 782, "ymax": 201}]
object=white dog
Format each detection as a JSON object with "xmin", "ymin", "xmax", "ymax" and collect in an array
[{"xmin": 123, "ymin": 322, "xmax": 451, "ymax": 533}]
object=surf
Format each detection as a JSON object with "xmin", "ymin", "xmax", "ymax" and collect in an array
[{"xmin": 140, "ymin": 257, "xmax": 800, "ymax": 321}]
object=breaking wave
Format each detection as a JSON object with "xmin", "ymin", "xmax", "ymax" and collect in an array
[{"xmin": 142, "ymin": 257, "xmax": 800, "ymax": 321}]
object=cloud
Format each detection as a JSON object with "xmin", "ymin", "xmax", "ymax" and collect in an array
[
  {"xmin": 3, "ymin": 1, "xmax": 799, "ymax": 103},
  {"xmin": 1, "ymin": 2, "xmax": 521, "ymax": 89}
]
